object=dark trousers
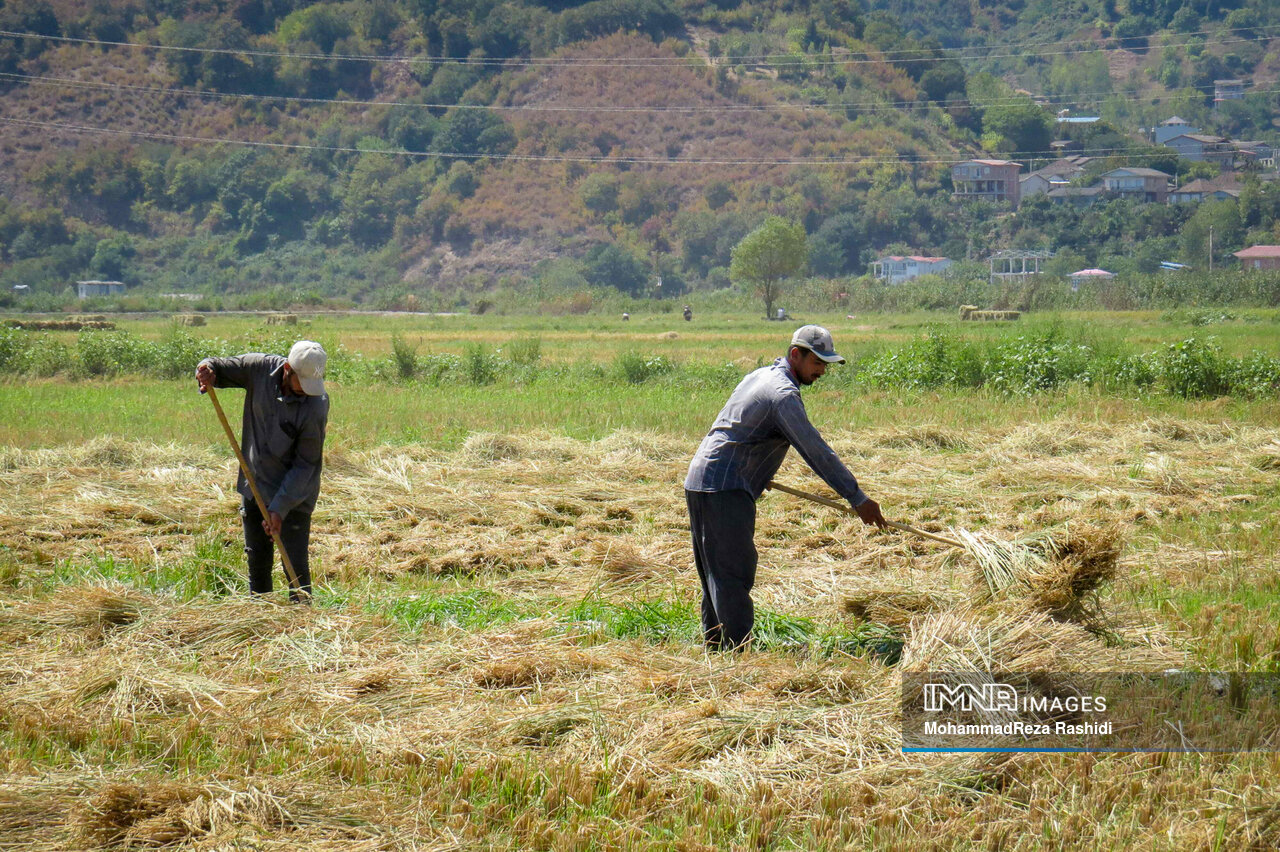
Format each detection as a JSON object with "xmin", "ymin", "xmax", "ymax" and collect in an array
[
  {"xmin": 241, "ymin": 497, "xmax": 312, "ymax": 602},
  {"xmin": 686, "ymin": 489, "xmax": 757, "ymax": 650}
]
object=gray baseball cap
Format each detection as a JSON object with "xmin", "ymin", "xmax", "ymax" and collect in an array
[
  {"xmin": 790, "ymin": 325, "xmax": 844, "ymax": 364},
  {"xmin": 287, "ymin": 340, "xmax": 327, "ymax": 396}
]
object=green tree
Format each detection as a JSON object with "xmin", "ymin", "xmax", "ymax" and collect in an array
[
  {"xmin": 730, "ymin": 217, "xmax": 807, "ymax": 318},
  {"xmin": 582, "ymin": 242, "xmax": 650, "ymax": 295},
  {"xmin": 90, "ymin": 235, "xmax": 135, "ymax": 280},
  {"xmin": 982, "ymin": 100, "xmax": 1052, "ymax": 155},
  {"xmin": 1180, "ymin": 200, "xmax": 1243, "ymax": 269}
]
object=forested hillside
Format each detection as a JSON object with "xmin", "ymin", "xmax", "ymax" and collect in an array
[{"xmin": 1, "ymin": 0, "xmax": 1279, "ymax": 310}]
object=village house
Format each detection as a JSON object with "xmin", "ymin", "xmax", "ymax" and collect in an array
[
  {"xmin": 1101, "ymin": 168, "xmax": 1171, "ymax": 203},
  {"xmin": 1233, "ymin": 246, "xmax": 1280, "ymax": 270},
  {"xmin": 1019, "ymin": 157, "xmax": 1092, "ymax": 199},
  {"xmin": 1232, "ymin": 141, "xmax": 1274, "ymax": 169},
  {"xmin": 1168, "ymin": 175, "xmax": 1243, "ymax": 204},
  {"xmin": 1213, "ymin": 78, "xmax": 1246, "ymax": 107},
  {"xmin": 1153, "ymin": 116, "xmax": 1200, "ymax": 146},
  {"xmin": 1047, "ymin": 185, "xmax": 1105, "ymax": 207},
  {"xmin": 1163, "ymin": 133, "xmax": 1236, "ymax": 167},
  {"xmin": 76, "ymin": 280, "xmax": 126, "ymax": 299},
  {"xmin": 870, "ymin": 255, "xmax": 953, "ymax": 284},
  {"xmin": 951, "ymin": 160, "xmax": 1021, "ymax": 208}
]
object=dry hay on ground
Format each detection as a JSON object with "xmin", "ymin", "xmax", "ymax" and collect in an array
[{"xmin": 0, "ymin": 416, "xmax": 1275, "ymax": 847}]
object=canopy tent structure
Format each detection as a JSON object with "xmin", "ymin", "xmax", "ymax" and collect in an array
[{"xmin": 1069, "ymin": 268, "xmax": 1115, "ymax": 291}]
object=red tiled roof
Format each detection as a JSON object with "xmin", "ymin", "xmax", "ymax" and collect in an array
[{"xmin": 1234, "ymin": 246, "xmax": 1280, "ymax": 259}]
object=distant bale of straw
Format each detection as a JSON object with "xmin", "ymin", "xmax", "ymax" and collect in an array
[
  {"xmin": 174, "ymin": 314, "xmax": 206, "ymax": 327},
  {"xmin": 263, "ymin": 314, "xmax": 297, "ymax": 326},
  {"xmin": 5, "ymin": 319, "xmax": 115, "ymax": 330}
]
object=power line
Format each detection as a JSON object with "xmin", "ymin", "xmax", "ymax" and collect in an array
[
  {"xmin": 1, "ymin": 24, "xmax": 1276, "ymax": 69},
  {"xmin": 0, "ymin": 115, "xmax": 1193, "ymax": 166},
  {"xmin": 1, "ymin": 68, "xmax": 1267, "ymax": 118}
]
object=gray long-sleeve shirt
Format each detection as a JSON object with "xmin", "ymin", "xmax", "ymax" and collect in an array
[
  {"xmin": 684, "ymin": 358, "xmax": 867, "ymax": 507},
  {"xmin": 200, "ymin": 353, "xmax": 328, "ymax": 517}
]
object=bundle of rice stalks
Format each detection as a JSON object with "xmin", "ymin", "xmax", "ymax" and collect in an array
[
  {"xmin": 136, "ymin": 601, "xmax": 304, "ymax": 654},
  {"xmin": 1254, "ymin": 440, "xmax": 1280, "ymax": 471},
  {"xmin": 76, "ymin": 780, "xmax": 300, "ymax": 847},
  {"xmin": 963, "ymin": 523, "xmax": 1123, "ymax": 621},
  {"xmin": 649, "ymin": 710, "xmax": 787, "ymax": 766},
  {"xmin": 842, "ymin": 588, "xmax": 952, "ymax": 628},
  {"xmin": 1, "ymin": 585, "xmax": 148, "ymax": 642},
  {"xmin": 585, "ymin": 539, "xmax": 679, "ymax": 585},
  {"xmin": 899, "ymin": 608, "xmax": 1106, "ymax": 678},
  {"xmin": 75, "ymin": 781, "xmax": 204, "ymax": 847},
  {"xmin": 504, "ymin": 705, "xmax": 593, "ymax": 747},
  {"xmin": 898, "ymin": 609, "xmax": 1108, "ymax": 738}
]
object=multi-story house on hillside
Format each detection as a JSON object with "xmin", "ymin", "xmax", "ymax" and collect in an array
[
  {"xmin": 951, "ymin": 160, "xmax": 1021, "ymax": 208},
  {"xmin": 1164, "ymin": 133, "xmax": 1235, "ymax": 167},
  {"xmin": 1214, "ymin": 79, "xmax": 1246, "ymax": 106},
  {"xmin": 1101, "ymin": 168, "xmax": 1171, "ymax": 203}
]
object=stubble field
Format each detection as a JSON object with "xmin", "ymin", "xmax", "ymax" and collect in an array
[{"xmin": 1, "ymin": 310, "xmax": 1278, "ymax": 850}]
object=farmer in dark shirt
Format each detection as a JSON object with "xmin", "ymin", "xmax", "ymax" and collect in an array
[
  {"xmin": 196, "ymin": 341, "xmax": 328, "ymax": 601},
  {"xmin": 685, "ymin": 325, "xmax": 885, "ymax": 650}
]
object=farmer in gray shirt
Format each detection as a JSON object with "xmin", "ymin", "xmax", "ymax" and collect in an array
[
  {"xmin": 685, "ymin": 325, "xmax": 885, "ymax": 650},
  {"xmin": 196, "ymin": 341, "xmax": 328, "ymax": 601}
]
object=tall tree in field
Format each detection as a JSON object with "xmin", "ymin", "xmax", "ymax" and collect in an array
[{"xmin": 730, "ymin": 217, "xmax": 808, "ymax": 319}]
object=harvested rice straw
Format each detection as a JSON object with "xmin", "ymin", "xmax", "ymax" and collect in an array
[{"xmin": 964, "ymin": 523, "xmax": 1123, "ymax": 620}]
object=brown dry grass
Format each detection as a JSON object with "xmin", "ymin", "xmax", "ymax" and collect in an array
[{"xmin": 1, "ymin": 415, "xmax": 1278, "ymax": 848}]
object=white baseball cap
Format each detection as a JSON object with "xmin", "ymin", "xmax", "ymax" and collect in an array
[
  {"xmin": 790, "ymin": 325, "xmax": 844, "ymax": 364},
  {"xmin": 287, "ymin": 340, "xmax": 327, "ymax": 396}
]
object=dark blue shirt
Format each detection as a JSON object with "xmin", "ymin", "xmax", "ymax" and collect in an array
[
  {"xmin": 201, "ymin": 353, "xmax": 328, "ymax": 517},
  {"xmin": 684, "ymin": 358, "xmax": 867, "ymax": 506}
]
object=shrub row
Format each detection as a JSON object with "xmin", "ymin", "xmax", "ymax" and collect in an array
[
  {"xmin": 856, "ymin": 330, "xmax": 1280, "ymax": 398},
  {"xmin": 0, "ymin": 326, "xmax": 1276, "ymax": 399}
]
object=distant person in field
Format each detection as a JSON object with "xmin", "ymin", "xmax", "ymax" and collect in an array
[
  {"xmin": 195, "ymin": 341, "xmax": 329, "ymax": 602},
  {"xmin": 683, "ymin": 305, "xmax": 693, "ymax": 321},
  {"xmin": 684, "ymin": 325, "xmax": 886, "ymax": 650}
]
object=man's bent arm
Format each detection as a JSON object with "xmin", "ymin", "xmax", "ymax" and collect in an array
[
  {"xmin": 774, "ymin": 394, "xmax": 868, "ymax": 507},
  {"xmin": 198, "ymin": 353, "xmax": 265, "ymax": 390}
]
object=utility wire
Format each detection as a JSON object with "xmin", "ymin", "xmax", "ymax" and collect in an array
[
  {"xmin": 0, "ymin": 115, "xmax": 1199, "ymax": 166},
  {"xmin": 1, "ymin": 69, "xmax": 1269, "ymax": 117},
  {"xmin": 0, "ymin": 25, "xmax": 1276, "ymax": 68}
]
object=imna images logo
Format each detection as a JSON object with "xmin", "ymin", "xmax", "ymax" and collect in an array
[{"xmin": 923, "ymin": 682, "xmax": 1018, "ymax": 713}]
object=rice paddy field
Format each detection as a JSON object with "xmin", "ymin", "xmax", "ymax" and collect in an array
[{"xmin": 1, "ymin": 309, "xmax": 1279, "ymax": 850}]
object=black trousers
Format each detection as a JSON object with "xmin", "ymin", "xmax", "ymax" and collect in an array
[
  {"xmin": 241, "ymin": 497, "xmax": 312, "ymax": 602},
  {"xmin": 686, "ymin": 489, "xmax": 758, "ymax": 650}
]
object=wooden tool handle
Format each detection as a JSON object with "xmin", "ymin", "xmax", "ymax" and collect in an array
[
  {"xmin": 766, "ymin": 480, "xmax": 965, "ymax": 550},
  {"xmin": 205, "ymin": 385, "xmax": 306, "ymax": 598}
]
